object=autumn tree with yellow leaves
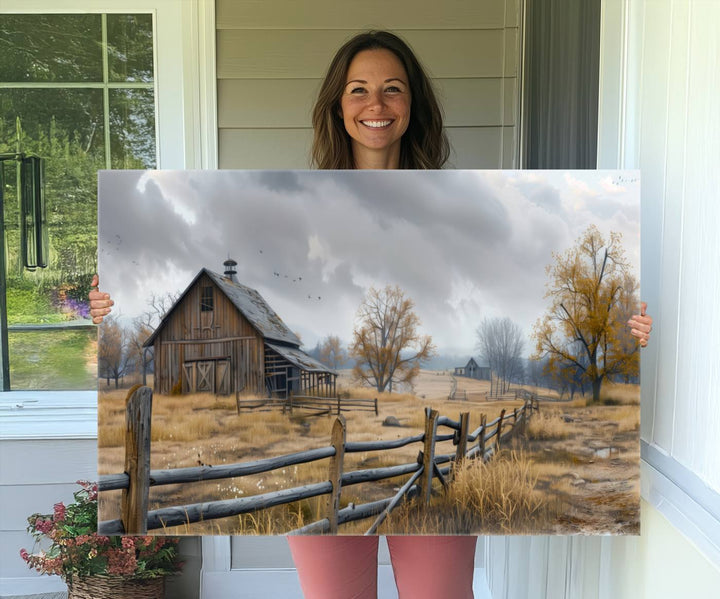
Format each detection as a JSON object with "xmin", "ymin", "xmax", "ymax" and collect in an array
[
  {"xmin": 350, "ymin": 285, "xmax": 435, "ymax": 393},
  {"xmin": 533, "ymin": 225, "xmax": 640, "ymax": 403},
  {"xmin": 318, "ymin": 335, "xmax": 347, "ymax": 370}
]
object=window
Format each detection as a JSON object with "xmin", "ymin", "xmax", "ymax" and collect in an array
[
  {"xmin": 201, "ymin": 286, "xmax": 214, "ymax": 312},
  {"xmin": 0, "ymin": 13, "xmax": 156, "ymax": 390}
]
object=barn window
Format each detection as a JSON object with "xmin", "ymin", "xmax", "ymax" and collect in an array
[{"xmin": 201, "ymin": 286, "xmax": 214, "ymax": 312}]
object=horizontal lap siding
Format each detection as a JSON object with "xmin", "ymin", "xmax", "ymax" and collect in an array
[
  {"xmin": 216, "ymin": 0, "xmax": 521, "ymax": 169},
  {"xmin": 1, "ymin": 438, "xmax": 97, "ymax": 579}
]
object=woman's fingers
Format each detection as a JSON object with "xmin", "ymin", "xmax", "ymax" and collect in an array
[
  {"xmin": 627, "ymin": 312, "xmax": 653, "ymax": 347},
  {"xmin": 88, "ymin": 275, "xmax": 113, "ymax": 324}
]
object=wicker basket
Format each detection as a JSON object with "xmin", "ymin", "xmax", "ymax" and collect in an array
[{"xmin": 67, "ymin": 575, "xmax": 165, "ymax": 599}]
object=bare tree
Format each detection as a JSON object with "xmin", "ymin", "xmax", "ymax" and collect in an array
[
  {"xmin": 319, "ymin": 335, "xmax": 346, "ymax": 370},
  {"xmin": 350, "ymin": 285, "xmax": 435, "ymax": 393},
  {"xmin": 475, "ymin": 316, "xmax": 525, "ymax": 395},
  {"xmin": 98, "ymin": 315, "xmax": 131, "ymax": 388},
  {"xmin": 126, "ymin": 291, "xmax": 179, "ymax": 381}
]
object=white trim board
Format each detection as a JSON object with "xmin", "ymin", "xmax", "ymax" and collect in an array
[
  {"xmin": 0, "ymin": 391, "xmax": 97, "ymax": 440},
  {"xmin": 641, "ymin": 448, "xmax": 720, "ymax": 568}
]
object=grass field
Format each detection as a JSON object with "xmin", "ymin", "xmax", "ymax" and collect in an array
[
  {"xmin": 9, "ymin": 329, "xmax": 97, "ymax": 389},
  {"xmin": 97, "ymin": 371, "xmax": 640, "ymax": 535}
]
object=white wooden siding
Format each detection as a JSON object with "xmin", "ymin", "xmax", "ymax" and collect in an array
[
  {"xmin": 614, "ymin": 0, "xmax": 720, "ymax": 489},
  {"xmin": 216, "ymin": 0, "xmax": 522, "ymax": 169}
]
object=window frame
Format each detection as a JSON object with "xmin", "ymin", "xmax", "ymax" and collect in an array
[{"xmin": 0, "ymin": 0, "xmax": 217, "ymax": 402}]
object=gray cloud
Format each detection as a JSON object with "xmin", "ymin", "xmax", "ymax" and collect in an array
[{"xmin": 99, "ymin": 170, "xmax": 640, "ymax": 354}]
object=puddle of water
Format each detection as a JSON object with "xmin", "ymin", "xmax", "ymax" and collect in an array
[{"xmin": 593, "ymin": 447, "xmax": 616, "ymax": 458}]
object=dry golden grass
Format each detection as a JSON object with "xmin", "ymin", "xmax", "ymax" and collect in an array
[
  {"xmin": 599, "ymin": 382, "xmax": 640, "ymax": 405},
  {"xmin": 609, "ymin": 405, "xmax": 640, "ymax": 432},
  {"xmin": 377, "ymin": 450, "xmax": 558, "ymax": 535},
  {"xmin": 527, "ymin": 409, "xmax": 572, "ymax": 441},
  {"xmin": 97, "ymin": 376, "xmax": 639, "ymax": 535}
]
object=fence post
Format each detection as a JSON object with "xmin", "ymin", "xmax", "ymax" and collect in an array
[
  {"xmin": 453, "ymin": 412, "xmax": 470, "ymax": 477},
  {"xmin": 327, "ymin": 416, "xmax": 346, "ymax": 534},
  {"xmin": 496, "ymin": 408, "xmax": 506, "ymax": 453},
  {"xmin": 478, "ymin": 414, "xmax": 487, "ymax": 461},
  {"xmin": 419, "ymin": 408, "xmax": 439, "ymax": 505},
  {"xmin": 374, "ymin": 397, "xmax": 378, "ymax": 416},
  {"xmin": 337, "ymin": 395, "xmax": 341, "ymax": 415},
  {"xmin": 121, "ymin": 385, "xmax": 152, "ymax": 534}
]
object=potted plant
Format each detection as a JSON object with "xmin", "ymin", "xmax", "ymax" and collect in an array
[{"xmin": 20, "ymin": 481, "xmax": 182, "ymax": 598}]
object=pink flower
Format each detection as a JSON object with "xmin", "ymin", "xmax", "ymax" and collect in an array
[
  {"xmin": 53, "ymin": 502, "xmax": 66, "ymax": 522},
  {"xmin": 121, "ymin": 537, "xmax": 135, "ymax": 549},
  {"xmin": 107, "ymin": 547, "xmax": 137, "ymax": 576},
  {"xmin": 34, "ymin": 518, "xmax": 53, "ymax": 534},
  {"xmin": 19, "ymin": 548, "xmax": 29, "ymax": 562}
]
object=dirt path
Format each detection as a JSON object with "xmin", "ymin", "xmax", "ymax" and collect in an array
[{"xmin": 523, "ymin": 403, "xmax": 640, "ymax": 534}]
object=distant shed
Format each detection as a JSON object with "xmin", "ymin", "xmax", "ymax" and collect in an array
[
  {"xmin": 144, "ymin": 261, "xmax": 336, "ymax": 398},
  {"xmin": 454, "ymin": 357, "xmax": 491, "ymax": 381}
]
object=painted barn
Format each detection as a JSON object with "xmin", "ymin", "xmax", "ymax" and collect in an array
[
  {"xmin": 454, "ymin": 357, "xmax": 491, "ymax": 381},
  {"xmin": 144, "ymin": 260, "xmax": 336, "ymax": 398}
]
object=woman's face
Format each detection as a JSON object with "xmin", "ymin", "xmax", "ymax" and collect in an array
[{"xmin": 340, "ymin": 49, "xmax": 411, "ymax": 164}]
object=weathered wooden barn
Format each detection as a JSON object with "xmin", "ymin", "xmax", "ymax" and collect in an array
[
  {"xmin": 454, "ymin": 357, "xmax": 491, "ymax": 381},
  {"xmin": 144, "ymin": 261, "xmax": 336, "ymax": 398}
]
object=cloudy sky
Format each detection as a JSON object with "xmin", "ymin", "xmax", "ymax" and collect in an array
[{"xmin": 98, "ymin": 170, "xmax": 640, "ymax": 357}]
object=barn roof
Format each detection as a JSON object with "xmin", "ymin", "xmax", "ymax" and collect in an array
[
  {"xmin": 266, "ymin": 342, "xmax": 337, "ymax": 374},
  {"xmin": 205, "ymin": 270, "xmax": 301, "ymax": 346},
  {"xmin": 465, "ymin": 357, "xmax": 490, "ymax": 369},
  {"xmin": 144, "ymin": 268, "xmax": 301, "ymax": 347}
]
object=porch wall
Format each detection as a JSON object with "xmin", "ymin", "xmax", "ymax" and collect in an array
[{"xmin": 215, "ymin": 0, "xmax": 523, "ymax": 169}]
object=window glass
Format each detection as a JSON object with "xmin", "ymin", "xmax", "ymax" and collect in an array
[
  {"xmin": 0, "ymin": 14, "xmax": 103, "ymax": 82},
  {"xmin": 0, "ymin": 13, "xmax": 155, "ymax": 390},
  {"xmin": 107, "ymin": 14, "xmax": 154, "ymax": 83},
  {"xmin": 201, "ymin": 287, "xmax": 214, "ymax": 312},
  {"xmin": 109, "ymin": 88, "xmax": 156, "ymax": 169}
]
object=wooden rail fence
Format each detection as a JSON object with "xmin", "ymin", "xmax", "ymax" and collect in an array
[
  {"xmin": 98, "ymin": 386, "xmax": 539, "ymax": 535},
  {"xmin": 450, "ymin": 385, "xmax": 565, "ymax": 403},
  {"xmin": 235, "ymin": 394, "xmax": 378, "ymax": 415}
]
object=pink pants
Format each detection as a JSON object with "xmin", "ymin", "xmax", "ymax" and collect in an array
[{"xmin": 287, "ymin": 536, "xmax": 476, "ymax": 599}]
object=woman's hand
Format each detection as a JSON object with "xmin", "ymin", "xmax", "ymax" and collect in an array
[
  {"xmin": 628, "ymin": 301, "xmax": 653, "ymax": 348},
  {"xmin": 89, "ymin": 274, "xmax": 114, "ymax": 324}
]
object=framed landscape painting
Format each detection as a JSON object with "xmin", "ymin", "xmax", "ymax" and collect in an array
[{"xmin": 97, "ymin": 169, "xmax": 641, "ymax": 536}]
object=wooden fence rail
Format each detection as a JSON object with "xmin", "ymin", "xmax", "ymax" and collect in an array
[
  {"xmin": 235, "ymin": 394, "xmax": 378, "ymax": 415},
  {"xmin": 99, "ymin": 386, "xmax": 539, "ymax": 535}
]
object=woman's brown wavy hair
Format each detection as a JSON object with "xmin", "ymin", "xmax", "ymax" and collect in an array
[{"xmin": 311, "ymin": 31, "xmax": 449, "ymax": 169}]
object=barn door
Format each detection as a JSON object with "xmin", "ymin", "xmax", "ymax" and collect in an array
[
  {"xmin": 215, "ymin": 360, "xmax": 230, "ymax": 395},
  {"xmin": 183, "ymin": 362, "xmax": 195, "ymax": 393},
  {"xmin": 196, "ymin": 361, "xmax": 215, "ymax": 393}
]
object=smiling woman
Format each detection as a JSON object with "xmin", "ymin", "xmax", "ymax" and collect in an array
[
  {"xmin": 340, "ymin": 48, "xmax": 412, "ymax": 168},
  {"xmin": 311, "ymin": 31, "xmax": 449, "ymax": 170}
]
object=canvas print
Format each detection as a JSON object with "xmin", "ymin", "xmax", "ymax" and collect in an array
[{"xmin": 97, "ymin": 170, "xmax": 641, "ymax": 536}]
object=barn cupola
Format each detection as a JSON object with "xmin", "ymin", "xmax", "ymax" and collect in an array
[{"xmin": 223, "ymin": 257, "xmax": 238, "ymax": 283}]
